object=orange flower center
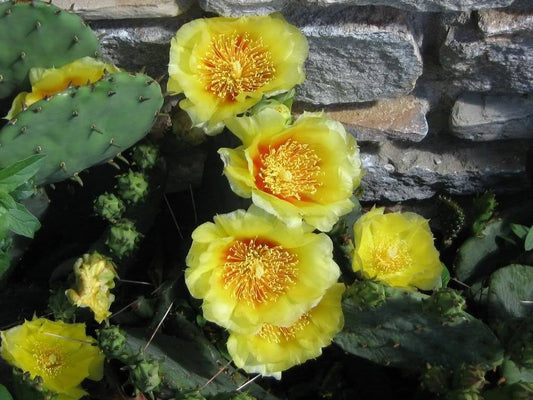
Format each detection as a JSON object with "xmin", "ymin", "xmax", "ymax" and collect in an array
[
  {"xmin": 200, "ymin": 32, "xmax": 275, "ymax": 101},
  {"xmin": 33, "ymin": 344, "xmax": 66, "ymax": 377},
  {"xmin": 222, "ymin": 238, "xmax": 298, "ymax": 306},
  {"xmin": 259, "ymin": 313, "xmax": 310, "ymax": 343},
  {"xmin": 255, "ymin": 138, "xmax": 323, "ymax": 201},
  {"xmin": 370, "ymin": 240, "xmax": 411, "ymax": 274}
]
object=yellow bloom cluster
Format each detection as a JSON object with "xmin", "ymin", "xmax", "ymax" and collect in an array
[
  {"xmin": 6, "ymin": 57, "xmax": 120, "ymax": 119},
  {"xmin": 185, "ymin": 206, "xmax": 344, "ymax": 377},
  {"xmin": 352, "ymin": 207, "xmax": 443, "ymax": 291},
  {"xmin": 167, "ymin": 13, "xmax": 308, "ymax": 133},
  {"xmin": 65, "ymin": 252, "xmax": 118, "ymax": 323},
  {"xmin": 0, "ymin": 317, "xmax": 104, "ymax": 400}
]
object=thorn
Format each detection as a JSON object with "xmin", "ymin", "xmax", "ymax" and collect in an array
[
  {"xmin": 34, "ymin": 21, "xmax": 41, "ymax": 30},
  {"xmin": 21, "ymin": 103, "xmax": 28, "ymax": 111},
  {"xmin": 5, "ymin": 8, "xmax": 11, "ymax": 16},
  {"xmin": 35, "ymin": 146, "xmax": 42, "ymax": 153},
  {"xmin": 107, "ymin": 159, "xmax": 121, "ymax": 170},
  {"xmin": 157, "ymin": 112, "xmax": 170, "ymax": 117},
  {"xmin": 67, "ymin": 80, "xmax": 73, "ymax": 88},
  {"xmin": 236, "ymin": 374, "xmax": 260, "ymax": 392},
  {"xmin": 72, "ymin": 35, "xmax": 79, "ymax": 43},
  {"xmin": 416, "ymin": 326, "xmax": 423, "ymax": 332},
  {"xmin": 20, "ymin": 126, "xmax": 27, "ymax": 134},
  {"xmin": 145, "ymin": 80, "xmax": 154, "ymax": 86},
  {"xmin": 8, "ymin": 118, "xmax": 17, "ymax": 125},
  {"xmin": 20, "ymin": 51, "xmax": 26, "ymax": 60},
  {"xmin": 60, "ymin": 162, "xmax": 67, "ymax": 172},
  {"xmin": 47, "ymin": 0, "xmax": 52, "ymax": 4},
  {"xmin": 108, "ymin": 77, "xmax": 115, "ymax": 83},
  {"xmin": 70, "ymin": 173, "xmax": 83, "ymax": 186},
  {"xmin": 497, "ymin": 376, "xmax": 506, "ymax": 385},
  {"xmin": 0, "ymin": 75, "xmax": 3, "ymax": 82},
  {"xmin": 94, "ymin": 50, "xmax": 100, "ymax": 57},
  {"xmin": 375, "ymin": 324, "xmax": 382, "ymax": 330},
  {"xmin": 162, "ymin": 91, "xmax": 173, "ymax": 97},
  {"xmin": 155, "ymin": 74, "xmax": 166, "ymax": 83},
  {"xmin": 44, "ymin": 95, "xmax": 52, "ymax": 101},
  {"xmin": 138, "ymin": 96, "xmax": 150, "ymax": 103},
  {"xmin": 102, "ymin": 68, "xmax": 109, "ymax": 76},
  {"xmin": 55, "ymin": 9, "xmax": 61, "ymax": 15},
  {"xmin": 128, "ymin": 72, "xmax": 137, "ymax": 77},
  {"xmin": 143, "ymin": 301, "xmax": 173, "ymax": 353},
  {"xmin": 196, "ymin": 361, "xmax": 234, "ymax": 392},
  {"xmin": 115, "ymin": 152, "xmax": 130, "ymax": 165},
  {"xmin": 68, "ymin": 3, "xmax": 74, "ymax": 12},
  {"xmin": 163, "ymin": 194, "xmax": 184, "ymax": 240},
  {"xmin": 33, "ymin": 106, "xmax": 42, "ymax": 113},
  {"xmin": 72, "ymin": 110, "xmax": 79, "ymax": 117},
  {"xmin": 90, "ymin": 124, "xmax": 103, "ymax": 134},
  {"xmin": 385, "ymin": 361, "xmax": 391, "ymax": 367},
  {"xmin": 393, "ymin": 343, "xmax": 401, "ymax": 348},
  {"xmin": 107, "ymin": 91, "xmax": 116, "ymax": 97},
  {"xmin": 89, "ymin": 83, "xmax": 96, "ymax": 92},
  {"xmin": 138, "ymin": 66, "xmax": 146, "ymax": 74},
  {"xmin": 109, "ymin": 138, "xmax": 120, "ymax": 148},
  {"xmin": 189, "ymin": 184, "xmax": 198, "ymax": 225}
]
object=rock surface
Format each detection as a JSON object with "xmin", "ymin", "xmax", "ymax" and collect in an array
[
  {"xmin": 477, "ymin": 7, "xmax": 533, "ymax": 37},
  {"xmin": 440, "ymin": 25, "xmax": 533, "ymax": 93},
  {"xmin": 450, "ymin": 94, "xmax": 533, "ymax": 141},
  {"xmin": 198, "ymin": 0, "xmax": 515, "ymax": 15},
  {"xmin": 288, "ymin": 6, "xmax": 423, "ymax": 104},
  {"xmin": 359, "ymin": 138, "xmax": 531, "ymax": 202},
  {"xmin": 51, "ymin": 0, "xmax": 192, "ymax": 19},
  {"xmin": 298, "ymin": 95, "xmax": 429, "ymax": 142}
]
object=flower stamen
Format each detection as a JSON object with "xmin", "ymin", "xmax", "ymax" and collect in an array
[
  {"xmin": 370, "ymin": 240, "xmax": 412, "ymax": 274},
  {"xmin": 33, "ymin": 345, "xmax": 66, "ymax": 377},
  {"xmin": 256, "ymin": 138, "xmax": 323, "ymax": 201},
  {"xmin": 200, "ymin": 32, "xmax": 275, "ymax": 101},
  {"xmin": 259, "ymin": 313, "xmax": 310, "ymax": 343},
  {"xmin": 222, "ymin": 238, "xmax": 298, "ymax": 307}
]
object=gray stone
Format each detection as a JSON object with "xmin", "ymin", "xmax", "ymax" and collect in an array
[
  {"xmin": 440, "ymin": 25, "xmax": 533, "ymax": 93},
  {"xmin": 198, "ymin": 0, "xmax": 288, "ymax": 16},
  {"xmin": 359, "ymin": 138, "xmax": 530, "ymax": 202},
  {"xmin": 297, "ymin": 95, "xmax": 429, "ymax": 142},
  {"xmin": 477, "ymin": 7, "xmax": 533, "ymax": 37},
  {"xmin": 197, "ymin": 0, "xmax": 514, "ymax": 15},
  {"xmin": 287, "ymin": 6, "xmax": 423, "ymax": 104},
  {"xmin": 306, "ymin": 0, "xmax": 514, "ymax": 12},
  {"xmin": 450, "ymin": 93, "xmax": 533, "ymax": 141}
]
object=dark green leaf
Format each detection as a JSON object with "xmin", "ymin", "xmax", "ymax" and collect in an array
[
  {"xmin": 7, "ymin": 202, "xmax": 40, "ymax": 238},
  {"xmin": 525, "ymin": 227, "xmax": 533, "ymax": 251},
  {"xmin": 0, "ymin": 155, "xmax": 45, "ymax": 194},
  {"xmin": 510, "ymin": 223, "xmax": 530, "ymax": 240},
  {"xmin": 0, "ymin": 384, "xmax": 14, "ymax": 400}
]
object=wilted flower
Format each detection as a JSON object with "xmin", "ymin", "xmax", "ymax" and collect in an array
[
  {"xmin": 167, "ymin": 13, "xmax": 308, "ymax": 133},
  {"xmin": 6, "ymin": 57, "xmax": 120, "ymax": 119},
  {"xmin": 66, "ymin": 252, "xmax": 118, "ymax": 323},
  {"xmin": 219, "ymin": 107, "xmax": 363, "ymax": 232},
  {"xmin": 185, "ymin": 206, "xmax": 341, "ymax": 334},
  {"xmin": 352, "ymin": 207, "xmax": 443, "ymax": 291},
  {"xmin": 0, "ymin": 317, "xmax": 104, "ymax": 400},
  {"xmin": 227, "ymin": 283, "xmax": 345, "ymax": 379}
]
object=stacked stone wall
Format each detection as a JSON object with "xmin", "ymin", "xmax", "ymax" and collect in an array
[{"xmin": 5, "ymin": 0, "xmax": 531, "ymax": 202}]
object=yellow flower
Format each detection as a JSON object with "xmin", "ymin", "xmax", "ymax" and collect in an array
[
  {"xmin": 6, "ymin": 57, "xmax": 120, "ymax": 119},
  {"xmin": 227, "ymin": 283, "xmax": 345, "ymax": 379},
  {"xmin": 167, "ymin": 13, "xmax": 308, "ymax": 133},
  {"xmin": 219, "ymin": 107, "xmax": 363, "ymax": 232},
  {"xmin": 352, "ymin": 207, "xmax": 443, "ymax": 290},
  {"xmin": 65, "ymin": 252, "xmax": 118, "ymax": 323},
  {"xmin": 0, "ymin": 317, "xmax": 104, "ymax": 400},
  {"xmin": 185, "ymin": 206, "xmax": 341, "ymax": 334}
]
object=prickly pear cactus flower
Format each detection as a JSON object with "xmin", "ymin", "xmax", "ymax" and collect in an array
[
  {"xmin": 227, "ymin": 283, "xmax": 345, "ymax": 379},
  {"xmin": 0, "ymin": 317, "xmax": 104, "ymax": 400},
  {"xmin": 219, "ymin": 107, "xmax": 363, "ymax": 232},
  {"xmin": 352, "ymin": 207, "xmax": 443, "ymax": 291},
  {"xmin": 167, "ymin": 13, "xmax": 308, "ymax": 133},
  {"xmin": 66, "ymin": 252, "xmax": 118, "ymax": 323},
  {"xmin": 6, "ymin": 57, "xmax": 120, "ymax": 119},
  {"xmin": 185, "ymin": 206, "xmax": 341, "ymax": 334}
]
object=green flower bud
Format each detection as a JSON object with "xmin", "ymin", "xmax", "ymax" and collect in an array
[
  {"xmin": 97, "ymin": 326, "xmax": 128, "ymax": 360},
  {"xmin": 422, "ymin": 288, "xmax": 466, "ymax": 320},
  {"xmin": 421, "ymin": 364, "xmax": 451, "ymax": 395},
  {"xmin": 116, "ymin": 170, "xmax": 149, "ymax": 204},
  {"xmin": 132, "ymin": 143, "xmax": 160, "ymax": 171},
  {"xmin": 453, "ymin": 364, "xmax": 486, "ymax": 391},
  {"xmin": 105, "ymin": 219, "xmax": 142, "ymax": 259},
  {"xmin": 345, "ymin": 280, "xmax": 387, "ymax": 310},
  {"xmin": 129, "ymin": 359, "xmax": 161, "ymax": 394},
  {"xmin": 93, "ymin": 192, "xmax": 126, "ymax": 222}
]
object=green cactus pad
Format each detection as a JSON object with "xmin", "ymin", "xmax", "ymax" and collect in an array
[
  {"xmin": 334, "ymin": 283, "xmax": 503, "ymax": 372},
  {"xmin": 0, "ymin": 72, "xmax": 163, "ymax": 185},
  {"xmin": 0, "ymin": 1, "xmax": 100, "ymax": 99},
  {"xmin": 487, "ymin": 264, "xmax": 533, "ymax": 320}
]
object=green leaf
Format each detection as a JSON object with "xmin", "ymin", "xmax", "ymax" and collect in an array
[
  {"xmin": 510, "ymin": 223, "xmax": 530, "ymax": 240},
  {"xmin": 6, "ymin": 202, "xmax": 40, "ymax": 238},
  {"xmin": 0, "ymin": 207, "xmax": 8, "ymax": 241},
  {"xmin": 0, "ymin": 155, "xmax": 45, "ymax": 194},
  {"xmin": 0, "ymin": 384, "xmax": 14, "ymax": 400},
  {"xmin": 525, "ymin": 227, "xmax": 533, "ymax": 251},
  {"xmin": 488, "ymin": 264, "xmax": 533, "ymax": 320}
]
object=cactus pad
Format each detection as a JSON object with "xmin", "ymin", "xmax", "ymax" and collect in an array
[
  {"xmin": 0, "ymin": 72, "xmax": 163, "ymax": 185},
  {"xmin": 0, "ymin": 0, "xmax": 100, "ymax": 99}
]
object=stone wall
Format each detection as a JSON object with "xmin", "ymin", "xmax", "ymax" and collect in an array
[{"xmin": 11, "ymin": 0, "xmax": 533, "ymax": 202}]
